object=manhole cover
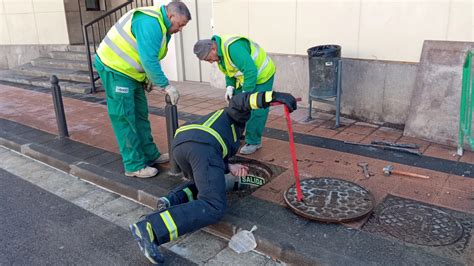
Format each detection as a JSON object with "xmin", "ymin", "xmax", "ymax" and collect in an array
[
  {"xmin": 284, "ymin": 177, "xmax": 375, "ymax": 222},
  {"xmin": 378, "ymin": 204, "xmax": 464, "ymax": 246},
  {"xmin": 362, "ymin": 195, "xmax": 473, "ymax": 260}
]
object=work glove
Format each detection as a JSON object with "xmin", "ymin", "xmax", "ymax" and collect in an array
[
  {"xmin": 225, "ymin": 86, "xmax": 235, "ymax": 103},
  {"xmin": 164, "ymin": 85, "xmax": 179, "ymax": 105},
  {"xmin": 272, "ymin": 92, "xmax": 297, "ymax": 113}
]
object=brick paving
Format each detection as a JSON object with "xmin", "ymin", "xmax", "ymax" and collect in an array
[{"xmin": 0, "ymin": 81, "xmax": 472, "ymax": 217}]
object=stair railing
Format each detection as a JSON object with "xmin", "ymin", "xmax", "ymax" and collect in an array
[
  {"xmin": 82, "ymin": 0, "xmax": 154, "ymax": 93},
  {"xmin": 458, "ymin": 50, "xmax": 474, "ymax": 155}
]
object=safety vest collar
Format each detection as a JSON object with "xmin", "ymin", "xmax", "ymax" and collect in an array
[
  {"xmin": 160, "ymin": 5, "xmax": 172, "ymax": 31},
  {"xmin": 212, "ymin": 35, "xmax": 225, "ymax": 70}
]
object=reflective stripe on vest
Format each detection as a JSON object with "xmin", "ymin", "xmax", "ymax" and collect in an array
[
  {"xmin": 230, "ymin": 124, "xmax": 237, "ymax": 142},
  {"xmin": 175, "ymin": 109, "xmax": 229, "ymax": 158},
  {"xmin": 248, "ymin": 91, "xmax": 273, "ymax": 110},
  {"xmin": 96, "ymin": 7, "xmax": 168, "ymax": 82},
  {"xmin": 218, "ymin": 35, "xmax": 275, "ymax": 86}
]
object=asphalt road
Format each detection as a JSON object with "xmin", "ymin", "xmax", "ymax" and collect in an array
[{"xmin": 0, "ymin": 168, "xmax": 188, "ymax": 265}]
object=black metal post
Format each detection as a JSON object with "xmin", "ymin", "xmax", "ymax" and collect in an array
[
  {"xmin": 83, "ymin": 25, "xmax": 97, "ymax": 93},
  {"xmin": 165, "ymin": 94, "xmax": 181, "ymax": 175},
  {"xmin": 335, "ymin": 59, "xmax": 343, "ymax": 128},
  {"xmin": 51, "ymin": 75, "xmax": 69, "ymax": 138}
]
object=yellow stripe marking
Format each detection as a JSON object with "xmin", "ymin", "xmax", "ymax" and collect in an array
[
  {"xmin": 250, "ymin": 93, "xmax": 258, "ymax": 109},
  {"xmin": 175, "ymin": 125, "xmax": 228, "ymax": 158},
  {"xmin": 265, "ymin": 91, "xmax": 273, "ymax": 103},
  {"xmin": 203, "ymin": 109, "xmax": 223, "ymax": 127},
  {"xmin": 231, "ymin": 124, "xmax": 237, "ymax": 142},
  {"xmin": 146, "ymin": 222, "xmax": 155, "ymax": 242},
  {"xmin": 160, "ymin": 211, "xmax": 178, "ymax": 241},
  {"xmin": 183, "ymin": 187, "xmax": 193, "ymax": 202}
]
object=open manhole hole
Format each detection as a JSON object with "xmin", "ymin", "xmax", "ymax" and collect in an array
[
  {"xmin": 363, "ymin": 195, "xmax": 473, "ymax": 260},
  {"xmin": 225, "ymin": 156, "xmax": 286, "ymax": 198},
  {"xmin": 284, "ymin": 177, "xmax": 375, "ymax": 223}
]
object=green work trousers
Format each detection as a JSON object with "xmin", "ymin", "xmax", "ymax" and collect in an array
[
  {"xmin": 95, "ymin": 62, "xmax": 161, "ymax": 172},
  {"xmin": 234, "ymin": 75, "xmax": 274, "ymax": 145}
]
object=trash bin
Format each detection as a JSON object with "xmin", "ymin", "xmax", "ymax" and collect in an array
[
  {"xmin": 306, "ymin": 45, "xmax": 342, "ymax": 127},
  {"xmin": 307, "ymin": 45, "xmax": 341, "ymax": 99}
]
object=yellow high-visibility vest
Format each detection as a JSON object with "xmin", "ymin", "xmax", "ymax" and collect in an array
[
  {"xmin": 218, "ymin": 35, "xmax": 275, "ymax": 88},
  {"xmin": 96, "ymin": 6, "xmax": 168, "ymax": 82}
]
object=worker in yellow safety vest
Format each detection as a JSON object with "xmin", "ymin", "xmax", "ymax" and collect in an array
[
  {"xmin": 95, "ymin": 2, "xmax": 190, "ymax": 178},
  {"xmin": 194, "ymin": 35, "xmax": 276, "ymax": 155}
]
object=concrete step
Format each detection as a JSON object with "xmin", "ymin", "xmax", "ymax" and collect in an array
[
  {"xmin": 50, "ymin": 51, "xmax": 95, "ymax": 61},
  {"xmin": 67, "ymin": 45, "xmax": 98, "ymax": 53},
  {"xmin": 0, "ymin": 70, "xmax": 101, "ymax": 94},
  {"xmin": 31, "ymin": 57, "xmax": 90, "ymax": 72},
  {"xmin": 12, "ymin": 63, "xmax": 98, "ymax": 83}
]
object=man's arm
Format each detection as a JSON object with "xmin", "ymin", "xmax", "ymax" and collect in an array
[
  {"xmin": 229, "ymin": 91, "xmax": 297, "ymax": 113},
  {"xmin": 225, "ymin": 76, "xmax": 236, "ymax": 88},
  {"xmin": 131, "ymin": 12, "xmax": 169, "ymax": 88},
  {"xmin": 228, "ymin": 39, "xmax": 257, "ymax": 92}
]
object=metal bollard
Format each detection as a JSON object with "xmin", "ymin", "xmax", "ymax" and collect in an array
[
  {"xmin": 165, "ymin": 94, "xmax": 181, "ymax": 175},
  {"xmin": 51, "ymin": 75, "xmax": 69, "ymax": 138}
]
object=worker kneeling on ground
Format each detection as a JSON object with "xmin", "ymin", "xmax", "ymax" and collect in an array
[{"xmin": 129, "ymin": 90, "xmax": 297, "ymax": 264}]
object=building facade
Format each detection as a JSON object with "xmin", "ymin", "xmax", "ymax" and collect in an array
[{"xmin": 0, "ymin": 0, "xmax": 473, "ymax": 144}]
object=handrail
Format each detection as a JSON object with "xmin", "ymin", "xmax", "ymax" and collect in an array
[
  {"xmin": 82, "ymin": 0, "xmax": 153, "ymax": 93},
  {"xmin": 458, "ymin": 50, "xmax": 474, "ymax": 156}
]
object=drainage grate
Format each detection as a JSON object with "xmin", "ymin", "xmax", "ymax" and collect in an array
[
  {"xmin": 284, "ymin": 177, "xmax": 375, "ymax": 223},
  {"xmin": 363, "ymin": 195, "xmax": 473, "ymax": 260}
]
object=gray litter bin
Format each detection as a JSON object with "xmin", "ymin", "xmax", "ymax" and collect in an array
[{"xmin": 307, "ymin": 45, "xmax": 342, "ymax": 127}]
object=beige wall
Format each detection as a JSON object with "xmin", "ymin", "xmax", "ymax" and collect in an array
[
  {"xmin": 212, "ymin": 0, "xmax": 473, "ymax": 62},
  {"xmin": 0, "ymin": 0, "xmax": 69, "ymax": 45}
]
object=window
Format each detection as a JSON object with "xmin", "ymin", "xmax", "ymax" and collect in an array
[{"xmin": 85, "ymin": 0, "xmax": 101, "ymax": 11}]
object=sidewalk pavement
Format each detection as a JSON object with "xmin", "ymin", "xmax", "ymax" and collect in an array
[
  {"xmin": 0, "ymin": 81, "xmax": 473, "ymax": 264},
  {"xmin": 0, "ymin": 146, "xmax": 281, "ymax": 265}
]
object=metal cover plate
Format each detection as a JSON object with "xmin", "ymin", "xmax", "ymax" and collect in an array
[
  {"xmin": 378, "ymin": 204, "xmax": 464, "ymax": 246},
  {"xmin": 284, "ymin": 177, "xmax": 375, "ymax": 223},
  {"xmin": 362, "ymin": 195, "xmax": 473, "ymax": 261}
]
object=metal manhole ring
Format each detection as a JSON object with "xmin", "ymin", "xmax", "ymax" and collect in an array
[
  {"xmin": 283, "ymin": 177, "xmax": 375, "ymax": 223},
  {"xmin": 378, "ymin": 204, "xmax": 464, "ymax": 246}
]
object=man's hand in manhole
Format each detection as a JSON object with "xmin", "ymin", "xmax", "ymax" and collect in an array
[{"xmin": 229, "ymin": 163, "xmax": 249, "ymax": 177}]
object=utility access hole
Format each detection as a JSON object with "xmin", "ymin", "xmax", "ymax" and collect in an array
[
  {"xmin": 284, "ymin": 177, "xmax": 375, "ymax": 223},
  {"xmin": 362, "ymin": 195, "xmax": 473, "ymax": 262},
  {"xmin": 225, "ymin": 156, "xmax": 286, "ymax": 198}
]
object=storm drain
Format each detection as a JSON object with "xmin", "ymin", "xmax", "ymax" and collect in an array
[
  {"xmin": 284, "ymin": 177, "xmax": 375, "ymax": 223},
  {"xmin": 363, "ymin": 195, "xmax": 473, "ymax": 260},
  {"xmin": 226, "ymin": 156, "xmax": 286, "ymax": 198}
]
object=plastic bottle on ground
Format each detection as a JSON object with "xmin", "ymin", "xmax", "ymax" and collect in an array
[{"xmin": 228, "ymin": 225, "xmax": 258, "ymax": 254}]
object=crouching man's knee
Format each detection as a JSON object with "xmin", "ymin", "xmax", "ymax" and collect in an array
[{"xmin": 202, "ymin": 199, "xmax": 226, "ymax": 224}]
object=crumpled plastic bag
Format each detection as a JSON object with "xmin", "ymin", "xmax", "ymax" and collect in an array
[{"xmin": 228, "ymin": 225, "xmax": 258, "ymax": 254}]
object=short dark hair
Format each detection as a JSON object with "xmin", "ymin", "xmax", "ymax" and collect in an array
[{"xmin": 167, "ymin": 1, "xmax": 192, "ymax": 20}]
